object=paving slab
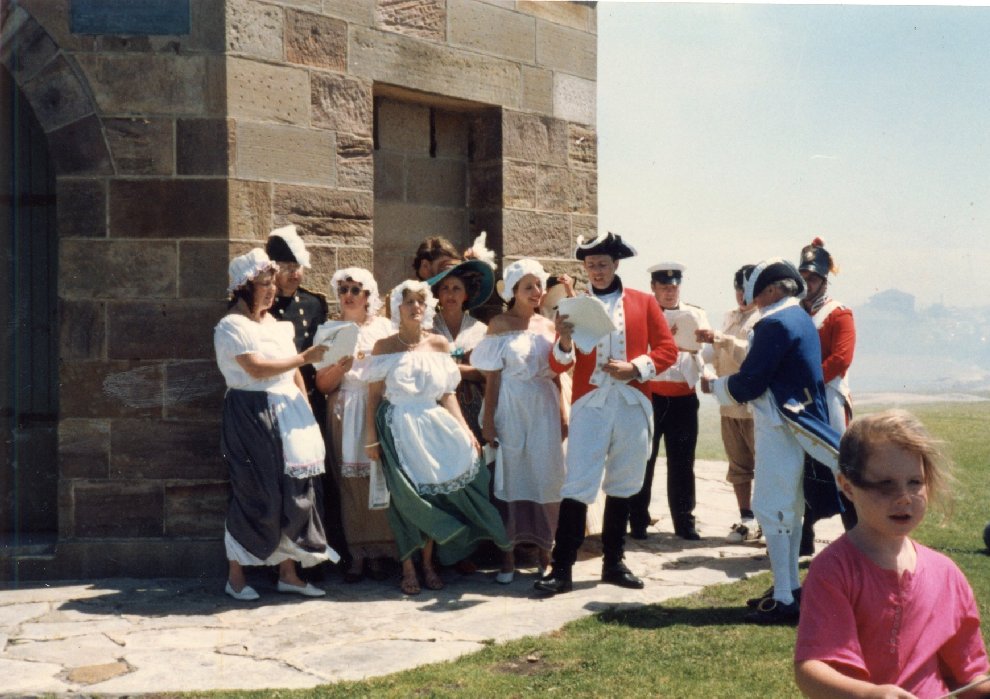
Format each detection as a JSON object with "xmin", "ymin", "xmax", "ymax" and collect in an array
[{"xmin": 0, "ymin": 459, "xmax": 843, "ymax": 695}]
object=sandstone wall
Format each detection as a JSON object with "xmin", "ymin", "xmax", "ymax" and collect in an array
[{"xmin": 0, "ymin": 0, "xmax": 597, "ymax": 578}]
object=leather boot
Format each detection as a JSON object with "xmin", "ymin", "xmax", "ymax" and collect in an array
[
  {"xmin": 534, "ymin": 498, "xmax": 586, "ymax": 595},
  {"xmin": 601, "ymin": 496, "xmax": 644, "ymax": 589}
]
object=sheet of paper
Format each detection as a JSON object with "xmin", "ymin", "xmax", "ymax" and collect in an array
[
  {"xmin": 665, "ymin": 309, "xmax": 700, "ymax": 351},
  {"xmin": 557, "ymin": 296, "xmax": 616, "ymax": 353},
  {"xmin": 311, "ymin": 321, "xmax": 359, "ymax": 370}
]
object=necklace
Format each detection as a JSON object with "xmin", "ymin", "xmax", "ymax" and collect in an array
[{"xmin": 397, "ymin": 331, "xmax": 424, "ymax": 348}]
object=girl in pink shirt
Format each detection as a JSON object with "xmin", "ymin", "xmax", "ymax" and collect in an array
[{"xmin": 795, "ymin": 410, "xmax": 989, "ymax": 698}]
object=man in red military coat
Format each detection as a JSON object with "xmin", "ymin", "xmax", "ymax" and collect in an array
[
  {"xmin": 535, "ymin": 232, "xmax": 678, "ymax": 595},
  {"xmin": 798, "ymin": 238, "xmax": 857, "ymax": 554}
]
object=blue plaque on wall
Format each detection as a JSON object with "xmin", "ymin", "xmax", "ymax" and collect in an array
[{"xmin": 71, "ymin": 0, "xmax": 190, "ymax": 36}]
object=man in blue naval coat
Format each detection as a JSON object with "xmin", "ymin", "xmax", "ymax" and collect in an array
[{"xmin": 702, "ymin": 258, "xmax": 839, "ymax": 624}]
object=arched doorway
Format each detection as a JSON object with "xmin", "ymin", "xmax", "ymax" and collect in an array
[{"xmin": 0, "ymin": 64, "xmax": 58, "ymax": 545}]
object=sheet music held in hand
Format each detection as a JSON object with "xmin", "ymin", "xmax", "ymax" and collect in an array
[
  {"xmin": 664, "ymin": 309, "xmax": 700, "ymax": 351},
  {"xmin": 311, "ymin": 321, "xmax": 359, "ymax": 370},
  {"xmin": 556, "ymin": 296, "xmax": 616, "ymax": 353}
]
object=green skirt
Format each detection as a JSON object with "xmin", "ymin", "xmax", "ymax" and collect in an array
[{"xmin": 377, "ymin": 400, "xmax": 511, "ymax": 564}]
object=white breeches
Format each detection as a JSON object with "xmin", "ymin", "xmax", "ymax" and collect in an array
[
  {"xmin": 752, "ymin": 420, "xmax": 805, "ymax": 536},
  {"xmin": 560, "ymin": 388, "xmax": 652, "ymax": 504}
]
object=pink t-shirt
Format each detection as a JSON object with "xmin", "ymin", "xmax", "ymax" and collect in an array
[{"xmin": 795, "ymin": 534, "xmax": 988, "ymax": 697}]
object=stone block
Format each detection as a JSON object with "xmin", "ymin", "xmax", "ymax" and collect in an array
[
  {"xmin": 469, "ymin": 161, "xmax": 504, "ymax": 210},
  {"xmin": 110, "ymin": 419, "xmax": 224, "ymax": 480},
  {"xmin": 19, "ymin": 54, "xmax": 93, "ymax": 133},
  {"xmin": 59, "ymin": 299, "xmax": 105, "ymax": 360},
  {"xmin": 502, "ymin": 111, "xmax": 568, "ymax": 165},
  {"xmin": 468, "ymin": 110, "xmax": 502, "ymax": 162},
  {"xmin": 60, "ymin": 239, "xmax": 177, "ymax": 299},
  {"xmin": 517, "ymin": 1, "xmax": 593, "ymax": 32},
  {"xmin": 502, "ymin": 160, "xmax": 535, "ymax": 209},
  {"xmin": 448, "ymin": 0, "xmax": 535, "ymax": 63},
  {"xmin": 110, "ymin": 179, "xmax": 228, "ymax": 239},
  {"xmin": 335, "ymin": 246, "xmax": 375, "ymax": 274},
  {"xmin": 373, "ymin": 201, "xmax": 467, "ymax": 254},
  {"xmin": 350, "ymin": 26, "xmax": 521, "ymax": 109},
  {"xmin": 435, "ymin": 110, "xmax": 469, "ymax": 159},
  {"xmin": 323, "ymin": 0, "xmax": 374, "ymax": 24},
  {"xmin": 179, "ymin": 240, "xmax": 230, "ymax": 300},
  {"xmin": 46, "ymin": 114, "xmax": 112, "ymax": 176},
  {"xmin": 568, "ymin": 123, "xmax": 597, "ymax": 169},
  {"xmin": 373, "ymin": 150, "xmax": 404, "ymax": 201},
  {"xmin": 107, "ymin": 300, "xmax": 222, "ymax": 361},
  {"xmin": 286, "ymin": 9, "xmax": 346, "ymax": 70},
  {"xmin": 336, "ymin": 133, "xmax": 374, "ymax": 190},
  {"xmin": 72, "ymin": 482, "xmax": 164, "ymax": 537},
  {"xmin": 0, "ymin": 5, "xmax": 59, "ymax": 84},
  {"xmin": 273, "ymin": 184, "xmax": 373, "ymax": 244},
  {"xmin": 502, "ymin": 209, "xmax": 570, "ymax": 258},
  {"xmin": 226, "ymin": 0, "xmax": 283, "ymax": 60},
  {"xmin": 569, "ymin": 168, "xmax": 597, "ymax": 215},
  {"xmin": 15, "ymin": 539, "xmax": 225, "ymax": 579},
  {"xmin": 177, "ymin": 118, "xmax": 230, "ymax": 176},
  {"xmin": 554, "ymin": 73, "xmax": 595, "ymax": 127},
  {"xmin": 536, "ymin": 164, "xmax": 570, "ymax": 213},
  {"xmin": 376, "ymin": 99, "xmax": 430, "ymax": 154},
  {"xmin": 376, "ymin": 0, "xmax": 445, "ymax": 41},
  {"xmin": 521, "ymin": 65, "xmax": 553, "ymax": 116},
  {"xmin": 294, "ymin": 244, "xmax": 335, "ymax": 301},
  {"xmin": 228, "ymin": 179, "xmax": 273, "ymax": 241},
  {"xmin": 17, "ymin": 0, "xmax": 96, "ymax": 53},
  {"xmin": 235, "ymin": 121, "xmax": 335, "ymax": 186},
  {"xmin": 164, "ymin": 482, "xmax": 228, "ymax": 537},
  {"xmin": 311, "ymin": 72, "xmax": 372, "ymax": 137},
  {"xmin": 373, "ymin": 253, "xmax": 409, "ymax": 298},
  {"xmin": 227, "ymin": 57, "xmax": 310, "ymax": 125},
  {"xmin": 75, "ymin": 53, "xmax": 221, "ymax": 117},
  {"xmin": 571, "ymin": 214, "xmax": 597, "ymax": 249},
  {"xmin": 536, "ymin": 20, "xmax": 596, "ymax": 80},
  {"xmin": 59, "ymin": 361, "xmax": 163, "ymax": 418},
  {"xmin": 105, "ymin": 118, "xmax": 174, "ymax": 176},
  {"xmin": 407, "ymin": 157, "xmax": 466, "ymax": 207},
  {"xmin": 188, "ymin": 0, "xmax": 226, "ymax": 52},
  {"xmin": 56, "ymin": 178, "xmax": 106, "ymax": 238},
  {"xmin": 164, "ymin": 360, "xmax": 226, "ymax": 420},
  {"xmin": 58, "ymin": 419, "xmax": 109, "ymax": 479}
]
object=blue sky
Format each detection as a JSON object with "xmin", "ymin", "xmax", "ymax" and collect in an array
[{"xmin": 597, "ymin": 2, "xmax": 990, "ymax": 317}]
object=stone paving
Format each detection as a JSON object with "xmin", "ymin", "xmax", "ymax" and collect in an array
[{"xmin": 0, "ymin": 459, "xmax": 842, "ymax": 696}]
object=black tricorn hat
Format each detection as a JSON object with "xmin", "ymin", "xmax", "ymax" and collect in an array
[
  {"xmin": 743, "ymin": 258, "xmax": 806, "ymax": 305},
  {"xmin": 798, "ymin": 237, "xmax": 836, "ymax": 278},
  {"xmin": 574, "ymin": 231, "xmax": 637, "ymax": 261}
]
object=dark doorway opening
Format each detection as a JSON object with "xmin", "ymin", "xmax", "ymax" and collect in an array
[{"xmin": 0, "ymin": 65, "xmax": 59, "ymax": 545}]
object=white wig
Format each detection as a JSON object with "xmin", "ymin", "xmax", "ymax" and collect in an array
[
  {"xmin": 389, "ymin": 279, "xmax": 438, "ymax": 330},
  {"xmin": 331, "ymin": 267, "xmax": 383, "ymax": 317},
  {"xmin": 500, "ymin": 258, "xmax": 550, "ymax": 302}
]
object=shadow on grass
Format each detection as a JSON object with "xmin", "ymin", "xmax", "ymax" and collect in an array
[{"xmin": 593, "ymin": 601, "xmax": 756, "ymax": 630}]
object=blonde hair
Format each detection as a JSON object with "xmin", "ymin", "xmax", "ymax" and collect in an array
[{"xmin": 839, "ymin": 409, "xmax": 952, "ymax": 506}]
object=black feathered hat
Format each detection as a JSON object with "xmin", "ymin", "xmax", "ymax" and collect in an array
[
  {"xmin": 574, "ymin": 231, "xmax": 637, "ymax": 261},
  {"xmin": 743, "ymin": 258, "xmax": 805, "ymax": 305},
  {"xmin": 798, "ymin": 237, "xmax": 836, "ymax": 279}
]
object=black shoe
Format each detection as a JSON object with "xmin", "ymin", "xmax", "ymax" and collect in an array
[
  {"xmin": 746, "ymin": 586, "xmax": 801, "ymax": 608},
  {"xmin": 744, "ymin": 598, "xmax": 800, "ymax": 625},
  {"xmin": 601, "ymin": 561, "xmax": 645, "ymax": 589},
  {"xmin": 675, "ymin": 526, "xmax": 701, "ymax": 541},
  {"xmin": 629, "ymin": 526, "xmax": 648, "ymax": 540},
  {"xmin": 533, "ymin": 568, "xmax": 573, "ymax": 595}
]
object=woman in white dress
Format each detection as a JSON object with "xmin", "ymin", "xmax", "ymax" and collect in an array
[
  {"xmin": 315, "ymin": 268, "xmax": 396, "ymax": 583},
  {"xmin": 471, "ymin": 259, "xmax": 567, "ymax": 584},
  {"xmin": 214, "ymin": 248, "xmax": 338, "ymax": 601},
  {"xmin": 428, "ymin": 259, "xmax": 494, "ymax": 442},
  {"xmin": 364, "ymin": 281, "xmax": 511, "ymax": 595}
]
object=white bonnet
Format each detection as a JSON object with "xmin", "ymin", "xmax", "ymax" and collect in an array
[
  {"xmin": 227, "ymin": 248, "xmax": 278, "ymax": 294},
  {"xmin": 331, "ymin": 267, "xmax": 383, "ymax": 316},
  {"xmin": 389, "ymin": 279, "xmax": 438, "ymax": 330},
  {"xmin": 500, "ymin": 258, "xmax": 549, "ymax": 302}
]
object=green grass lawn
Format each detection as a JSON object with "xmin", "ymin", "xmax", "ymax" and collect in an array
[{"xmin": 192, "ymin": 400, "xmax": 990, "ymax": 699}]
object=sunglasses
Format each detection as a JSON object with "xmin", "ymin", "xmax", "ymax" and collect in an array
[{"xmin": 338, "ymin": 285, "xmax": 366, "ymax": 297}]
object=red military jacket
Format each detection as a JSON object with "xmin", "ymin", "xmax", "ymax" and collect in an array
[
  {"xmin": 813, "ymin": 300, "xmax": 855, "ymax": 383},
  {"xmin": 549, "ymin": 287, "xmax": 678, "ymax": 404}
]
